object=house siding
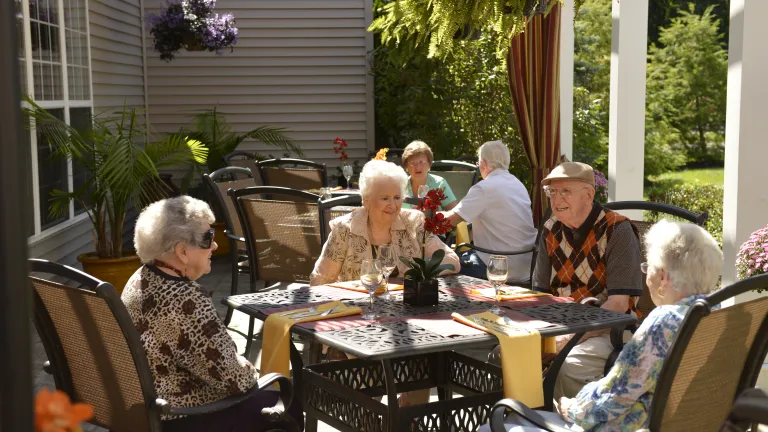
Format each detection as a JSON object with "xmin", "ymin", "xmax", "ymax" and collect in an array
[{"xmin": 145, "ymin": 0, "xmax": 375, "ymax": 173}]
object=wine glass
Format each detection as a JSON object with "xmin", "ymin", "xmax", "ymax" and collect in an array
[
  {"xmin": 487, "ymin": 255, "xmax": 509, "ymax": 315},
  {"xmin": 320, "ymin": 187, "xmax": 333, "ymax": 200},
  {"xmin": 360, "ymin": 259, "xmax": 383, "ymax": 320},
  {"xmin": 342, "ymin": 164, "xmax": 354, "ymax": 189},
  {"xmin": 417, "ymin": 184, "xmax": 429, "ymax": 198},
  {"xmin": 377, "ymin": 245, "xmax": 397, "ymax": 300}
]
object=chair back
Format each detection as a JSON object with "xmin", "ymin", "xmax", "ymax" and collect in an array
[
  {"xmin": 230, "ymin": 186, "xmax": 323, "ymax": 283},
  {"xmin": 431, "ymin": 160, "xmax": 479, "ymax": 202},
  {"xmin": 603, "ymin": 201, "xmax": 708, "ymax": 318},
  {"xmin": 258, "ymin": 158, "xmax": 327, "ymax": 190},
  {"xmin": 30, "ymin": 259, "xmax": 161, "ymax": 432},
  {"xmin": 649, "ymin": 274, "xmax": 768, "ymax": 431},
  {"xmin": 222, "ymin": 151, "xmax": 263, "ymax": 183},
  {"xmin": 203, "ymin": 167, "xmax": 258, "ymax": 239},
  {"xmin": 318, "ymin": 194, "xmax": 362, "ymax": 244}
]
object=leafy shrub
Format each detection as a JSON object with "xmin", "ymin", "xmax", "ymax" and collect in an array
[{"xmin": 645, "ymin": 182, "xmax": 723, "ymax": 247}]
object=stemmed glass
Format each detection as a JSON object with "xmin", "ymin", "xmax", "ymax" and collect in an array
[
  {"xmin": 377, "ymin": 245, "xmax": 397, "ymax": 300},
  {"xmin": 360, "ymin": 259, "xmax": 383, "ymax": 320},
  {"xmin": 342, "ymin": 164, "xmax": 354, "ymax": 189},
  {"xmin": 417, "ymin": 184, "xmax": 429, "ymax": 199},
  {"xmin": 487, "ymin": 255, "xmax": 509, "ymax": 314}
]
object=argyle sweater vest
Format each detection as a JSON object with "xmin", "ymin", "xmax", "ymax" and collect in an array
[{"xmin": 541, "ymin": 208, "xmax": 633, "ymax": 305}]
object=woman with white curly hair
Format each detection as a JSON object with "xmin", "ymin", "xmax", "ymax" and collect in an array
[
  {"xmin": 310, "ymin": 159, "xmax": 459, "ymax": 286},
  {"xmin": 122, "ymin": 196, "xmax": 303, "ymax": 432},
  {"xmin": 486, "ymin": 220, "xmax": 723, "ymax": 431}
]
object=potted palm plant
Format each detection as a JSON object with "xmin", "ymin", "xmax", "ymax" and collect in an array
[
  {"xmin": 25, "ymin": 100, "xmax": 207, "ymax": 292},
  {"xmin": 176, "ymin": 107, "xmax": 302, "ymax": 255}
]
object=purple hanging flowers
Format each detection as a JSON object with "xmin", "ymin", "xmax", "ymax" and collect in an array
[
  {"xmin": 737, "ymin": 224, "xmax": 768, "ymax": 290},
  {"xmin": 149, "ymin": 0, "xmax": 238, "ymax": 61}
]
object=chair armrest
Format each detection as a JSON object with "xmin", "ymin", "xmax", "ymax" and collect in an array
[
  {"xmin": 730, "ymin": 388, "xmax": 768, "ymax": 425},
  {"xmin": 456, "ymin": 243, "xmax": 534, "ymax": 256},
  {"xmin": 224, "ymin": 230, "xmax": 245, "ymax": 243},
  {"xmin": 579, "ymin": 297, "xmax": 600, "ymax": 306},
  {"xmin": 490, "ymin": 399, "xmax": 572, "ymax": 432},
  {"xmin": 43, "ymin": 361, "xmax": 52, "ymax": 375},
  {"xmin": 157, "ymin": 373, "xmax": 293, "ymax": 421}
]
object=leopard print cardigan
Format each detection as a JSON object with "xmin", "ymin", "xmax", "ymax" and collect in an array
[
  {"xmin": 310, "ymin": 208, "xmax": 460, "ymax": 286},
  {"xmin": 121, "ymin": 265, "xmax": 256, "ymax": 419}
]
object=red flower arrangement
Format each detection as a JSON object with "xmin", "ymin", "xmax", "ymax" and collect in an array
[
  {"xmin": 333, "ymin": 137, "xmax": 349, "ymax": 161},
  {"xmin": 400, "ymin": 188, "xmax": 455, "ymax": 282}
]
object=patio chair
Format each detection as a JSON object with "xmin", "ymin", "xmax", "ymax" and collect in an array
[
  {"xmin": 257, "ymin": 158, "xmax": 328, "ymax": 191},
  {"xmin": 30, "ymin": 258, "xmax": 296, "ymax": 432},
  {"xmin": 318, "ymin": 194, "xmax": 363, "ymax": 244},
  {"xmin": 222, "ymin": 150, "xmax": 263, "ymax": 183},
  {"xmin": 227, "ymin": 186, "xmax": 335, "ymax": 357},
  {"xmin": 726, "ymin": 388, "xmax": 768, "ymax": 429},
  {"xmin": 487, "ymin": 273, "xmax": 768, "ymax": 432},
  {"xmin": 202, "ymin": 166, "xmax": 259, "ymax": 325},
  {"xmin": 431, "ymin": 160, "xmax": 480, "ymax": 202}
]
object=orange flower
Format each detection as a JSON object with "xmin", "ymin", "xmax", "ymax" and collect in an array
[
  {"xmin": 35, "ymin": 388, "xmax": 94, "ymax": 432},
  {"xmin": 372, "ymin": 148, "xmax": 389, "ymax": 161}
]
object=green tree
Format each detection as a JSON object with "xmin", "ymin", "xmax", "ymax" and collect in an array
[{"xmin": 645, "ymin": 4, "xmax": 728, "ymax": 165}]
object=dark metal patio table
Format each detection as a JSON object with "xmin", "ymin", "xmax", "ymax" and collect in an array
[{"xmin": 223, "ymin": 274, "xmax": 636, "ymax": 432}]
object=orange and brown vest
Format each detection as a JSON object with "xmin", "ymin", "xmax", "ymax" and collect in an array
[{"xmin": 542, "ymin": 206, "xmax": 639, "ymax": 313}]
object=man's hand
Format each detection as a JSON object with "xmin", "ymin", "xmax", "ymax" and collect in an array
[
  {"xmin": 578, "ymin": 295, "xmax": 629, "ymax": 344},
  {"xmin": 438, "ymin": 210, "xmax": 464, "ymax": 227}
]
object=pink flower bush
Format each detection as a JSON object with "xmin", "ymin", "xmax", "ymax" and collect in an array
[
  {"xmin": 594, "ymin": 169, "xmax": 608, "ymax": 203},
  {"xmin": 736, "ymin": 224, "xmax": 768, "ymax": 286}
]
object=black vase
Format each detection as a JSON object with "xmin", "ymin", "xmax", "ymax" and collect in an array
[{"xmin": 403, "ymin": 278, "xmax": 439, "ymax": 306}]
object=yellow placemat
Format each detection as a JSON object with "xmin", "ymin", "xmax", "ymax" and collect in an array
[
  {"xmin": 451, "ymin": 311, "xmax": 550, "ymax": 408},
  {"xmin": 326, "ymin": 280, "xmax": 404, "ymax": 295},
  {"xmin": 471, "ymin": 286, "xmax": 552, "ymax": 301},
  {"xmin": 260, "ymin": 301, "xmax": 361, "ymax": 377}
]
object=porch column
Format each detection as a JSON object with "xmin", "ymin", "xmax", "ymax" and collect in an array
[
  {"xmin": 722, "ymin": 0, "xmax": 768, "ymax": 298},
  {"xmin": 559, "ymin": 0, "xmax": 574, "ymax": 161},
  {"xmin": 606, "ymin": 0, "xmax": 648, "ymax": 205}
]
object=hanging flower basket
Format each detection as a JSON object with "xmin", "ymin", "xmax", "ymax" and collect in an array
[{"xmin": 148, "ymin": 0, "xmax": 238, "ymax": 61}]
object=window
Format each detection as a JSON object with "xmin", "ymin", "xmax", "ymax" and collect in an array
[{"xmin": 18, "ymin": 0, "xmax": 93, "ymax": 238}]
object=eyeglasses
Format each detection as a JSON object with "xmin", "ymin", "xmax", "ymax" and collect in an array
[
  {"xmin": 198, "ymin": 229, "xmax": 215, "ymax": 249},
  {"xmin": 543, "ymin": 186, "xmax": 590, "ymax": 199},
  {"xmin": 407, "ymin": 160, "xmax": 429, "ymax": 168},
  {"xmin": 640, "ymin": 262, "xmax": 648, "ymax": 274}
]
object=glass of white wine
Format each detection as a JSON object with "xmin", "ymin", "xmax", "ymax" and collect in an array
[
  {"xmin": 342, "ymin": 164, "xmax": 354, "ymax": 189},
  {"xmin": 377, "ymin": 244, "xmax": 397, "ymax": 300},
  {"xmin": 417, "ymin": 184, "xmax": 429, "ymax": 199},
  {"xmin": 487, "ymin": 255, "xmax": 509, "ymax": 314},
  {"xmin": 360, "ymin": 259, "xmax": 383, "ymax": 320}
]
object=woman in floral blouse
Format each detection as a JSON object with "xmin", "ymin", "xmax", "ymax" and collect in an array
[
  {"xmin": 488, "ymin": 220, "xmax": 723, "ymax": 431},
  {"xmin": 122, "ymin": 196, "xmax": 303, "ymax": 432}
]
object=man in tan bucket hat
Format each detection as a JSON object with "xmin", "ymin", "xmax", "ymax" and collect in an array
[{"xmin": 534, "ymin": 161, "xmax": 643, "ymax": 401}]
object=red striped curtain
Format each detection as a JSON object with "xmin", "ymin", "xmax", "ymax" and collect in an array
[{"xmin": 507, "ymin": 3, "xmax": 562, "ymax": 226}]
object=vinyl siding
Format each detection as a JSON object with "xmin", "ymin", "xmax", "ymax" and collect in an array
[{"xmin": 144, "ymin": 0, "xmax": 375, "ymax": 172}]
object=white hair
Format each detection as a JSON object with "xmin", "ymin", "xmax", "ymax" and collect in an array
[
  {"xmin": 358, "ymin": 160, "xmax": 408, "ymax": 202},
  {"xmin": 134, "ymin": 196, "xmax": 215, "ymax": 264},
  {"xmin": 644, "ymin": 220, "xmax": 723, "ymax": 296},
  {"xmin": 478, "ymin": 140, "xmax": 510, "ymax": 171}
]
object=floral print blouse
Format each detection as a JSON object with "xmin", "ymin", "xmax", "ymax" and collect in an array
[
  {"xmin": 566, "ymin": 294, "xmax": 706, "ymax": 431},
  {"xmin": 310, "ymin": 208, "xmax": 460, "ymax": 286}
]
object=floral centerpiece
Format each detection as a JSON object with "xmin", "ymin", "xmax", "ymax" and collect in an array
[
  {"xmin": 149, "ymin": 0, "xmax": 238, "ymax": 61},
  {"xmin": 333, "ymin": 136, "xmax": 360, "ymax": 187},
  {"xmin": 594, "ymin": 169, "xmax": 608, "ymax": 203},
  {"xmin": 372, "ymin": 148, "xmax": 389, "ymax": 161},
  {"xmin": 737, "ymin": 224, "xmax": 768, "ymax": 292},
  {"xmin": 36, "ymin": 388, "xmax": 93, "ymax": 432},
  {"xmin": 400, "ymin": 188, "xmax": 455, "ymax": 306}
]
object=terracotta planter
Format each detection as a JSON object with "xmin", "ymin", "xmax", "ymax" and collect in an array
[
  {"xmin": 78, "ymin": 251, "xmax": 142, "ymax": 294},
  {"xmin": 403, "ymin": 278, "xmax": 439, "ymax": 306},
  {"xmin": 212, "ymin": 221, "xmax": 230, "ymax": 256}
]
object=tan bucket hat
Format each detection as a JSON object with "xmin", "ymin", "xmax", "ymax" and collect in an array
[{"xmin": 541, "ymin": 162, "xmax": 595, "ymax": 187}]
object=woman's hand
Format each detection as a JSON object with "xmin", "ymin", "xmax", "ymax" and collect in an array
[{"xmin": 557, "ymin": 397, "xmax": 573, "ymax": 422}]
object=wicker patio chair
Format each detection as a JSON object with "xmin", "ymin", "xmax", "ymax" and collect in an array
[
  {"xmin": 30, "ymin": 258, "xmax": 296, "ymax": 432},
  {"xmin": 726, "ymin": 388, "xmax": 768, "ymax": 430},
  {"xmin": 203, "ymin": 166, "xmax": 258, "ymax": 325},
  {"xmin": 431, "ymin": 160, "xmax": 480, "ymax": 202},
  {"xmin": 488, "ymin": 273, "xmax": 768, "ymax": 432},
  {"xmin": 257, "ymin": 158, "xmax": 327, "ymax": 191},
  {"xmin": 227, "ymin": 186, "xmax": 338, "ymax": 357},
  {"xmin": 223, "ymin": 150, "xmax": 263, "ymax": 183},
  {"xmin": 318, "ymin": 194, "xmax": 362, "ymax": 244}
]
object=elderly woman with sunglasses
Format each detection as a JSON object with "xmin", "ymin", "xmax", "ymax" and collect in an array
[
  {"xmin": 401, "ymin": 140, "xmax": 457, "ymax": 211},
  {"xmin": 122, "ymin": 196, "xmax": 304, "ymax": 432}
]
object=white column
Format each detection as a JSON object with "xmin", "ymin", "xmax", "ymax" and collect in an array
[
  {"xmin": 607, "ymin": 0, "xmax": 648, "ymax": 206},
  {"xmin": 559, "ymin": 0, "xmax": 574, "ymax": 161},
  {"xmin": 722, "ymin": 0, "xmax": 768, "ymax": 300}
]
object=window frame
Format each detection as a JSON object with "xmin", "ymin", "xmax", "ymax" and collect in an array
[{"xmin": 20, "ymin": 0, "xmax": 95, "ymax": 242}]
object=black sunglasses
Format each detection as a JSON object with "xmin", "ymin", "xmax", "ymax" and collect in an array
[{"xmin": 198, "ymin": 228, "xmax": 215, "ymax": 249}]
